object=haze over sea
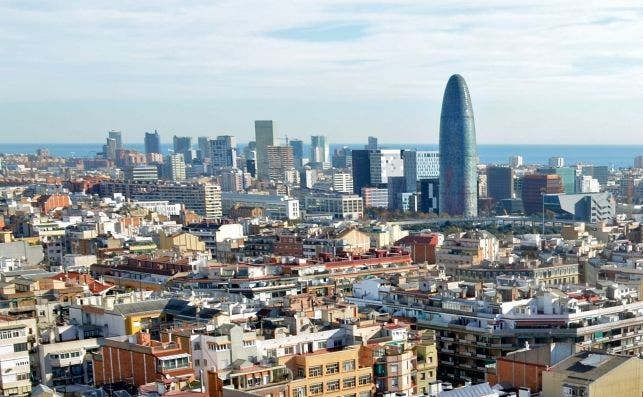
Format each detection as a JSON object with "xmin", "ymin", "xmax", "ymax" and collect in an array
[{"xmin": 1, "ymin": 143, "xmax": 642, "ymax": 168}]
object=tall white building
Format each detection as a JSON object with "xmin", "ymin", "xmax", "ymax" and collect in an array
[
  {"xmin": 255, "ymin": 120, "xmax": 275, "ymax": 180},
  {"xmin": 219, "ymin": 168, "xmax": 245, "ymax": 192},
  {"xmin": 403, "ymin": 150, "xmax": 439, "ymax": 192},
  {"xmin": 310, "ymin": 135, "xmax": 330, "ymax": 166},
  {"xmin": 332, "ymin": 171, "xmax": 354, "ymax": 193},
  {"xmin": 167, "ymin": 153, "xmax": 186, "ymax": 181},
  {"xmin": 370, "ymin": 149, "xmax": 404, "ymax": 184},
  {"xmin": 509, "ymin": 155, "xmax": 523, "ymax": 168},
  {"xmin": 576, "ymin": 175, "xmax": 600, "ymax": 193}
]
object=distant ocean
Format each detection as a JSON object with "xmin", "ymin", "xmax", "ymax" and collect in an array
[{"xmin": 1, "ymin": 142, "xmax": 642, "ymax": 168}]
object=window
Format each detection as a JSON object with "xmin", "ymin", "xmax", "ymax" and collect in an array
[
  {"xmin": 391, "ymin": 379, "xmax": 398, "ymax": 387},
  {"xmin": 284, "ymin": 346, "xmax": 294, "ymax": 355},
  {"xmin": 317, "ymin": 341, "xmax": 327, "ymax": 349},
  {"xmin": 390, "ymin": 364, "xmax": 398, "ymax": 373},
  {"xmin": 16, "ymin": 373, "xmax": 29, "ymax": 381},
  {"xmin": 13, "ymin": 343, "xmax": 28, "ymax": 352},
  {"xmin": 267, "ymin": 349, "xmax": 277, "ymax": 358},
  {"xmin": 293, "ymin": 387, "xmax": 307, "ymax": 397},
  {"xmin": 358, "ymin": 375, "xmax": 371, "ymax": 385},
  {"xmin": 327, "ymin": 380, "xmax": 340, "ymax": 391},
  {"xmin": 343, "ymin": 360, "xmax": 355, "ymax": 372},
  {"xmin": 420, "ymin": 373, "xmax": 426, "ymax": 380},
  {"xmin": 309, "ymin": 383, "xmax": 323, "ymax": 395},
  {"xmin": 298, "ymin": 367, "xmax": 305, "ymax": 378},
  {"xmin": 195, "ymin": 359, "xmax": 200, "ymax": 367},
  {"xmin": 359, "ymin": 392, "xmax": 371, "ymax": 397},
  {"xmin": 343, "ymin": 377, "xmax": 356, "ymax": 388},
  {"xmin": 309, "ymin": 366, "xmax": 323, "ymax": 377},
  {"xmin": 326, "ymin": 362, "xmax": 339, "ymax": 374},
  {"xmin": 243, "ymin": 340, "xmax": 256, "ymax": 347},
  {"xmin": 193, "ymin": 342, "xmax": 201, "ymax": 350}
]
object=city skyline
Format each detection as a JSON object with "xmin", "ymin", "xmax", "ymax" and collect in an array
[{"xmin": 2, "ymin": 2, "xmax": 643, "ymax": 144}]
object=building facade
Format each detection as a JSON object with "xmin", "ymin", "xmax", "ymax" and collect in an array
[{"xmin": 438, "ymin": 74, "xmax": 478, "ymax": 217}]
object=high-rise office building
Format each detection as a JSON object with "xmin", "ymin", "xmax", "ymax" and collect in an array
[
  {"xmin": 581, "ymin": 165, "xmax": 609, "ymax": 187},
  {"xmin": 371, "ymin": 149, "xmax": 404, "ymax": 185},
  {"xmin": 351, "ymin": 150, "xmax": 372, "ymax": 194},
  {"xmin": 438, "ymin": 74, "xmax": 478, "ymax": 217},
  {"xmin": 486, "ymin": 166, "xmax": 514, "ymax": 202},
  {"xmin": 367, "ymin": 136, "xmax": 378, "ymax": 150},
  {"xmin": 289, "ymin": 139, "xmax": 304, "ymax": 168},
  {"xmin": 108, "ymin": 130, "xmax": 123, "ymax": 150},
  {"xmin": 266, "ymin": 145, "xmax": 294, "ymax": 181},
  {"xmin": 521, "ymin": 174, "xmax": 564, "ymax": 215},
  {"xmin": 404, "ymin": 150, "xmax": 440, "ymax": 192},
  {"xmin": 419, "ymin": 179, "xmax": 439, "ymax": 214},
  {"xmin": 310, "ymin": 135, "xmax": 330, "ymax": 166},
  {"xmin": 351, "ymin": 149, "xmax": 403, "ymax": 195},
  {"xmin": 549, "ymin": 156, "xmax": 565, "ymax": 168},
  {"xmin": 173, "ymin": 135, "xmax": 192, "ymax": 162},
  {"xmin": 332, "ymin": 146, "xmax": 352, "ymax": 169},
  {"xmin": 635, "ymin": 155, "xmax": 643, "ymax": 169},
  {"xmin": 103, "ymin": 137, "xmax": 117, "ymax": 160},
  {"xmin": 198, "ymin": 136, "xmax": 210, "ymax": 161},
  {"xmin": 538, "ymin": 167, "xmax": 576, "ymax": 194},
  {"xmin": 144, "ymin": 130, "xmax": 161, "ymax": 155},
  {"xmin": 388, "ymin": 176, "xmax": 407, "ymax": 211},
  {"xmin": 209, "ymin": 135, "xmax": 237, "ymax": 169},
  {"xmin": 255, "ymin": 120, "xmax": 275, "ymax": 179}
]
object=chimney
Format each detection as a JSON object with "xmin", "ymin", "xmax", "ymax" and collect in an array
[
  {"xmin": 207, "ymin": 370, "xmax": 223, "ymax": 397},
  {"xmin": 137, "ymin": 330, "xmax": 151, "ymax": 346}
]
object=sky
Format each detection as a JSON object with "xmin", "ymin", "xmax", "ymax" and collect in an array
[{"xmin": 1, "ymin": 1, "xmax": 643, "ymax": 145}]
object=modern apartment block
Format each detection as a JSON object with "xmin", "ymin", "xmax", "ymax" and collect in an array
[
  {"xmin": 221, "ymin": 192, "xmax": 300, "ymax": 220},
  {"xmin": 303, "ymin": 193, "xmax": 363, "ymax": 220},
  {"xmin": 124, "ymin": 165, "xmax": 158, "ymax": 181},
  {"xmin": 99, "ymin": 180, "xmax": 222, "ymax": 218},
  {"xmin": 266, "ymin": 145, "xmax": 295, "ymax": 182}
]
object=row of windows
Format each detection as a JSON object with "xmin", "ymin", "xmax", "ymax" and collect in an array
[
  {"xmin": 292, "ymin": 387, "xmax": 370, "ymax": 397},
  {"xmin": 208, "ymin": 343, "xmax": 230, "ymax": 351},
  {"xmin": 50, "ymin": 351, "xmax": 82, "ymax": 359},
  {"xmin": 0, "ymin": 330, "xmax": 25, "ymax": 340},
  {"xmin": 307, "ymin": 360, "xmax": 356, "ymax": 378}
]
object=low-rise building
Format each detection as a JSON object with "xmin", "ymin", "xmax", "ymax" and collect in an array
[{"xmin": 541, "ymin": 351, "xmax": 643, "ymax": 397}]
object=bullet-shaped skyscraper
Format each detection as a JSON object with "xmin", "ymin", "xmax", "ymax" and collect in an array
[{"xmin": 438, "ymin": 74, "xmax": 478, "ymax": 217}]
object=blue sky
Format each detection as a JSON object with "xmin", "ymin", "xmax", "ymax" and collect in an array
[{"xmin": 1, "ymin": 1, "xmax": 643, "ymax": 144}]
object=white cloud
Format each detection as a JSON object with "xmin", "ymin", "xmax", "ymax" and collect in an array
[{"xmin": 1, "ymin": 1, "xmax": 643, "ymax": 143}]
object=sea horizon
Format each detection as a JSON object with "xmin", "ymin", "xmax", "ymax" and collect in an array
[{"xmin": 1, "ymin": 142, "xmax": 642, "ymax": 168}]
